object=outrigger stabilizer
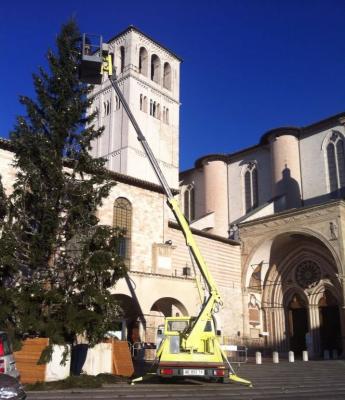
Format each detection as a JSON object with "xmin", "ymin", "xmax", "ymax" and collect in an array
[{"xmin": 79, "ymin": 33, "xmax": 252, "ymax": 387}]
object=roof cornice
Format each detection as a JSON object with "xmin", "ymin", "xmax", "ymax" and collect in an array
[
  {"xmin": 0, "ymin": 137, "xmax": 179, "ymax": 195},
  {"xmin": 183, "ymin": 110, "xmax": 345, "ymax": 173},
  {"xmin": 239, "ymin": 198, "xmax": 345, "ymax": 228},
  {"xmin": 260, "ymin": 111, "xmax": 345, "ymax": 145},
  {"xmin": 168, "ymin": 220, "xmax": 240, "ymax": 246},
  {"xmin": 107, "ymin": 25, "xmax": 183, "ymax": 62}
]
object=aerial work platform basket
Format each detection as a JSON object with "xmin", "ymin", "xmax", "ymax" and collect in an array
[{"xmin": 79, "ymin": 34, "xmax": 104, "ymax": 84}]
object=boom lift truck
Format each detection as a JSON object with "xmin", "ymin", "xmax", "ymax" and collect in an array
[{"xmin": 79, "ymin": 34, "xmax": 251, "ymax": 386}]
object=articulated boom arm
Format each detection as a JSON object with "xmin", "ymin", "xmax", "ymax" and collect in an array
[
  {"xmin": 108, "ymin": 75, "xmax": 223, "ymax": 344},
  {"xmin": 80, "ymin": 42, "xmax": 253, "ymax": 387},
  {"xmin": 167, "ymin": 197, "xmax": 222, "ymax": 348}
]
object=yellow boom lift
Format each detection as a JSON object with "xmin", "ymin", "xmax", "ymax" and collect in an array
[{"xmin": 79, "ymin": 34, "xmax": 251, "ymax": 386}]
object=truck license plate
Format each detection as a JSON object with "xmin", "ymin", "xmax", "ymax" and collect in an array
[{"xmin": 183, "ymin": 369, "xmax": 205, "ymax": 376}]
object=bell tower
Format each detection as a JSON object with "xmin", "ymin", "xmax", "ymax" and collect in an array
[{"xmin": 89, "ymin": 26, "xmax": 181, "ymax": 189}]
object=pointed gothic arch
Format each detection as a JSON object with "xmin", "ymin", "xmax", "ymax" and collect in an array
[
  {"xmin": 325, "ymin": 131, "xmax": 345, "ymax": 192},
  {"xmin": 243, "ymin": 162, "xmax": 259, "ymax": 213},
  {"xmin": 183, "ymin": 184, "xmax": 195, "ymax": 222},
  {"xmin": 250, "ymin": 231, "xmax": 345, "ymax": 355}
]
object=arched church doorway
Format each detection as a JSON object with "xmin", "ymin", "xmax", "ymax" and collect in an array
[
  {"xmin": 288, "ymin": 294, "xmax": 308, "ymax": 354},
  {"xmin": 254, "ymin": 229, "xmax": 345, "ymax": 356},
  {"xmin": 318, "ymin": 290, "xmax": 342, "ymax": 354}
]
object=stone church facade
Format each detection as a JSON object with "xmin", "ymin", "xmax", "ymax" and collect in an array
[
  {"xmin": 1, "ymin": 26, "xmax": 345, "ymax": 358},
  {"xmin": 181, "ymin": 113, "xmax": 345, "ymax": 356}
]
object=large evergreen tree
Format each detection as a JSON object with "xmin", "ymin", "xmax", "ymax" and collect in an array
[{"xmin": 0, "ymin": 20, "xmax": 126, "ymax": 361}]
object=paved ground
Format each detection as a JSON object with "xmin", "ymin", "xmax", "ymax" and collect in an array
[{"xmin": 26, "ymin": 359, "xmax": 345, "ymax": 399}]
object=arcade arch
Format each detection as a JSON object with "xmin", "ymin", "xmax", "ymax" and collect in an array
[
  {"xmin": 112, "ymin": 294, "xmax": 143, "ymax": 343},
  {"xmin": 146, "ymin": 297, "xmax": 188, "ymax": 343}
]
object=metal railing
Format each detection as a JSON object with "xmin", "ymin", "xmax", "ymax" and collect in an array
[
  {"xmin": 132, "ymin": 341, "xmax": 157, "ymax": 360},
  {"xmin": 221, "ymin": 344, "xmax": 248, "ymax": 364}
]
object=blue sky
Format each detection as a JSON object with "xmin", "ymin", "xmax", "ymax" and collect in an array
[{"xmin": 1, "ymin": 0, "xmax": 345, "ymax": 170}]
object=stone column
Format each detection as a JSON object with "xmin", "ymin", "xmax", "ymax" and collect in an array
[
  {"xmin": 203, "ymin": 158, "xmax": 229, "ymax": 237},
  {"xmin": 264, "ymin": 307, "xmax": 276, "ymax": 349},
  {"xmin": 268, "ymin": 307, "xmax": 286, "ymax": 351},
  {"xmin": 261, "ymin": 307, "xmax": 270, "ymax": 347},
  {"xmin": 268, "ymin": 128, "xmax": 302, "ymax": 210},
  {"xmin": 276, "ymin": 307, "xmax": 288, "ymax": 352}
]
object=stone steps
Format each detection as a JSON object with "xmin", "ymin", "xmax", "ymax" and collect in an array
[{"xmin": 27, "ymin": 360, "xmax": 345, "ymax": 399}]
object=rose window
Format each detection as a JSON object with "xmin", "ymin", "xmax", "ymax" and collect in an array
[{"xmin": 295, "ymin": 261, "xmax": 321, "ymax": 289}]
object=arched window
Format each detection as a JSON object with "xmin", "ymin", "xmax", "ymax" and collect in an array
[
  {"xmin": 156, "ymin": 103, "xmax": 161, "ymax": 119},
  {"xmin": 150, "ymin": 99, "xmax": 153, "ymax": 116},
  {"xmin": 183, "ymin": 185, "xmax": 195, "ymax": 222},
  {"xmin": 139, "ymin": 47, "xmax": 148, "ymax": 76},
  {"xmin": 113, "ymin": 197, "xmax": 132, "ymax": 267},
  {"xmin": 120, "ymin": 46, "xmax": 125, "ymax": 73},
  {"xmin": 327, "ymin": 131, "xmax": 345, "ymax": 192},
  {"xmin": 163, "ymin": 62, "xmax": 172, "ymax": 90},
  {"xmin": 140, "ymin": 94, "xmax": 143, "ymax": 111},
  {"xmin": 151, "ymin": 54, "xmax": 161, "ymax": 83},
  {"xmin": 143, "ymin": 96, "xmax": 147, "ymax": 113},
  {"xmin": 162, "ymin": 107, "xmax": 170, "ymax": 124},
  {"xmin": 244, "ymin": 162, "xmax": 258, "ymax": 213},
  {"xmin": 153, "ymin": 101, "xmax": 157, "ymax": 118}
]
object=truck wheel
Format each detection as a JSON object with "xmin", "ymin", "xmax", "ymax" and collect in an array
[{"xmin": 220, "ymin": 375, "xmax": 230, "ymax": 384}]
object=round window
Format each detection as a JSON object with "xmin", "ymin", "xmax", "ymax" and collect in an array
[{"xmin": 295, "ymin": 261, "xmax": 321, "ymax": 289}]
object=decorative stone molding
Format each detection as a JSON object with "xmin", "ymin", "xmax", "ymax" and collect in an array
[{"xmin": 240, "ymin": 201, "xmax": 345, "ymax": 274}]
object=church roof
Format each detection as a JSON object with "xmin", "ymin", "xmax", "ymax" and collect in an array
[
  {"xmin": 0, "ymin": 137, "xmax": 179, "ymax": 195},
  {"xmin": 259, "ymin": 111, "xmax": 345, "ymax": 145},
  {"xmin": 189, "ymin": 110, "xmax": 345, "ymax": 171},
  {"xmin": 107, "ymin": 25, "xmax": 183, "ymax": 62}
]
